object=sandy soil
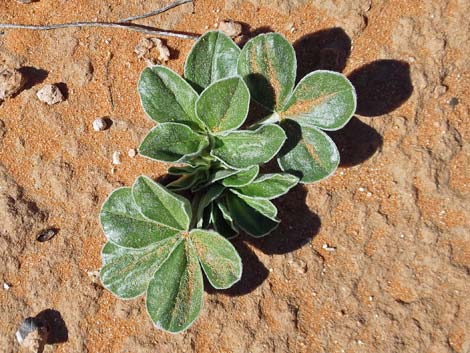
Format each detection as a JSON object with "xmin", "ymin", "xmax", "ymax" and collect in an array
[{"xmin": 0, "ymin": 0, "xmax": 469, "ymax": 352}]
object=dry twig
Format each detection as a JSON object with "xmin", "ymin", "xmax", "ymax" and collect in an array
[{"xmin": 0, "ymin": 0, "xmax": 198, "ymax": 40}]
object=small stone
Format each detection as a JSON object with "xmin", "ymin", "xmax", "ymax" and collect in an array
[
  {"xmin": 218, "ymin": 20, "xmax": 243, "ymax": 38},
  {"xmin": 92, "ymin": 118, "xmax": 110, "ymax": 131},
  {"xmin": 0, "ymin": 66, "xmax": 26, "ymax": 100},
  {"xmin": 16, "ymin": 317, "xmax": 49, "ymax": 353},
  {"xmin": 36, "ymin": 84, "xmax": 64, "ymax": 105},
  {"xmin": 449, "ymin": 97, "xmax": 459, "ymax": 107},
  {"xmin": 16, "ymin": 0, "xmax": 35, "ymax": 3},
  {"xmin": 134, "ymin": 37, "xmax": 170, "ymax": 65},
  {"xmin": 3, "ymin": 282, "xmax": 10, "ymax": 290},
  {"xmin": 36, "ymin": 228, "xmax": 58, "ymax": 242},
  {"xmin": 322, "ymin": 243, "xmax": 336, "ymax": 251},
  {"xmin": 128, "ymin": 148, "xmax": 137, "ymax": 158},
  {"xmin": 112, "ymin": 151, "xmax": 121, "ymax": 165}
]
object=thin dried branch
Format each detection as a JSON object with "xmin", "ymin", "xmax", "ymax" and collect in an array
[
  {"xmin": 119, "ymin": 0, "xmax": 193, "ymax": 23},
  {"xmin": 0, "ymin": 0, "xmax": 198, "ymax": 40}
]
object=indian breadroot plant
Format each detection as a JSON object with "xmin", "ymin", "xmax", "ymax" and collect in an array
[{"xmin": 99, "ymin": 30, "xmax": 356, "ymax": 333}]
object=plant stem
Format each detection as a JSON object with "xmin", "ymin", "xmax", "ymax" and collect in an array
[{"xmin": 0, "ymin": 0, "xmax": 199, "ymax": 40}]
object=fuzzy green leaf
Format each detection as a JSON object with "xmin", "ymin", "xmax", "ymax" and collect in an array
[
  {"xmin": 211, "ymin": 202, "xmax": 239, "ymax": 239},
  {"xmin": 238, "ymin": 32, "xmax": 296, "ymax": 111},
  {"xmin": 185, "ymin": 31, "xmax": 241, "ymax": 92},
  {"xmin": 196, "ymin": 77, "xmax": 250, "ymax": 133},
  {"xmin": 235, "ymin": 173, "xmax": 298, "ymax": 199},
  {"xmin": 138, "ymin": 66, "xmax": 201, "ymax": 129},
  {"xmin": 132, "ymin": 176, "xmax": 192, "ymax": 231},
  {"xmin": 167, "ymin": 172, "xmax": 205, "ymax": 192},
  {"xmin": 100, "ymin": 237, "xmax": 181, "ymax": 299},
  {"xmin": 100, "ymin": 188, "xmax": 179, "ymax": 248},
  {"xmin": 281, "ymin": 71, "xmax": 356, "ymax": 130},
  {"xmin": 195, "ymin": 183, "xmax": 225, "ymax": 224},
  {"xmin": 211, "ymin": 124, "xmax": 286, "ymax": 169},
  {"xmin": 226, "ymin": 192, "xmax": 279, "ymax": 237},
  {"xmin": 146, "ymin": 240, "xmax": 203, "ymax": 333},
  {"xmin": 190, "ymin": 229, "xmax": 242, "ymax": 289},
  {"xmin": 278, "ymin": 120, "xmax": 340, "ymax": 183},
  {"xmin": 168, "ymin": 164, "xmax": 207, "ymax": 175},
  {"xmin": 222, "ymin": 165, "xmax": 259, "ymax": 188},
  {"xmin": 232, "ymin": 192, "xmax": 278, "ymax": 220},
  {"xmin": 139, "ymin": 123, "xmax": 209, "ymax": 163}
]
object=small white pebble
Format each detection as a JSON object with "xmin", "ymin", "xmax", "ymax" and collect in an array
[
  {"xmin": 36, "ymin": 84, "xmax": 65, "ymax": 105},
  {"xmin": 366, "ymin": 192, "xmax": 372, "ymax": 197},
  {"xmin": 105, "ymin": 38, "xmax": 111, "ymax": 44},
  {"xmin": 357, "ymin": 340, "xmax": 364, "ymax": 345},
  {"xmin": 358, "ymin": 187, "xmax": 365, "ymax": 192},
  {"xmin": 112, "ymin": 151, "xmax": 121, "ymax": 165},
  {"xmin": 322, "ymin": 243, "xmax": 336, "ymax": 251},
  {"xmin": 128, "ymin": 148, "xmax": 137, "ymax": 158},
  {"xmin": 3, "ymin": 282, "xmax": 10, "ymax": 290},
  {"xmin": 218, "ymin": 20, "xmax": 243, "ymax": 37},
  {"xmin": 92, "ymin": 117, "xmax": 109, "ymax": 131},
  {"xmin": 269, "ymin": 268, "xmax": 273, "ymax": 272},
  {"xmin": 400, "ymin": 234, "xmax": 405, "ymax": 238},
  {"xmin": 368, "ymin": 296, "xmax": 373, "ymax": 301}
]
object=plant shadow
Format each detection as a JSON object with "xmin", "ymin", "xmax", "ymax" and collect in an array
[
  {"xmin": 211, "ymin": 26, "xmax": 413, "ymax": 297},
  {"xmin": 35, "ymin": 308, "xmax": 68, "ymax": 345}
]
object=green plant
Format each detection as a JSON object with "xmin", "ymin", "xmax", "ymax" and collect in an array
[{"xmin": 99, "ymin": 31, "xmax": 356, "ymax": 333}]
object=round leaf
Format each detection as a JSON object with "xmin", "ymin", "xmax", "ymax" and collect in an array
[
  {"xmin": 184, "ymin": 31, "xmax": 241, "ymax": 92},
  {"xmin": 190, "ymin": 229, "xmax": 242, "ymax": 289},
  {"xmin": 196, "ymin": 77, "xmax": 250, "ymax": 133},
  {"xmin": 211, "ymin": 124, "xmax": 286, "ymax": 169},
  {"xmin": 235, "ymin": 173, "xmax": 299, "ymax": 199},
  {"xmin": 132, "ymin": 176, "xmax": 192, "ymax": 231},
  {"xmin": 281, "ymin": 70, "xmax": 356, "ymax": 131},
  {"xmin": 238, "ymin": 32, "xmax": 296, "ymax": 111},
  {"xmin": 138, "ymin": 66, "xmax": 202, "ymax": 129},
  {"xmin": 139, "ymin": 123, "xmax": 209, "ymax": 163},
  {"xmin": 100, "ymin": 188, "xmax": 180, "ymax": 248},
  {"xmin": 100, "ymin": 237, "xmax": 181, "ymax": 299},
  {"xmin": 278, "ymin": 120, "xmax": 340, "ymax": 183},
  {"xmin": 146, "ymin": 240, "xmax": 204, "ymax": 333}
]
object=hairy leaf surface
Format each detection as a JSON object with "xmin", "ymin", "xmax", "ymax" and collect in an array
[
  {"xmin": 278, "ymin": 120, "xmax": 340, "ymax": 183},
  {"xmin": 281, "ymin": 70, "xmax": 356, "ymax": 130},
  {"xmin": 138, "ymin": 66, "xmax": 201, "ymax": 128},
  {"xmin": 235, "ymin": 173, "xmax": 298, "ymax": 199},
  {"xmin": 190, "ymin": 229, "xmax": 242, "ymax": 289},
  {"xmin": 146, "ymin": 241, "xmax": 203, "ymax": 333},
  {"xmin": 222, "ymin": 165, "xmax": 259, "ymax": 188},
  {"xmin": 226, "ymin": 192, "xmax": 279, "ymax": 237},
  {"xmin": 231, "ymin": 192, "xmax": 278, "ymax": 220},
  {"xmin": 211, "ymin": 124, "xmax": 286, "ymax": 169},
  {"xmin": 100, "ymin": 237, "xmax": 181, "ymax": 299},
  {"xmin": 211, "ymin": 201, "xmax": 239, "ymax": 238},
  {"xmin": 132, "ymin": 176, "xmax": 192, "ymax": 231},
  {"xmin": 238, "ymin": 33, "xmax": 296, "ymax": 111},
  {"xmin": 139, "ymin": 123, "xmax": 209, "ymax": 163},
  {"xmin": 100, "ymin": 188, "xmax": 179, "ymax": 248},
  {"xmin": 185, "ymin": 31, "xmax": 241, "ymax": 92},
  {"xmin": 196, "ymin": 77, "xmax": 250, "ymax": 133}
]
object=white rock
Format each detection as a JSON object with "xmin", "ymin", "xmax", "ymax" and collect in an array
[
  {"xmin": 134, "ymin": 37, "xmax": 170, "ymax": 64},
  {"xmin": 3, "ymin": 282, "xmax": 10, "ymax": 290},
  {"xmin": 0, "ymin": 67, "xmax": 25, "ymax": 100},
  {"xmin": 128, "ymin": 148, "xmax": 137, "ymax": 158},
  {"xmin": 92, "ymin": 118, "xmax": 109, "ymax": 131},
  {"xmin": 218, "ymin": 20, "xmax": 243, "ymax": 38},
  {"xmin": 36, "ymin": 84, "xmax": 64, "ymax": 105},
  {"xmin": 112, "ymin": 151, "xmax": 121, "ymax": 165}
]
